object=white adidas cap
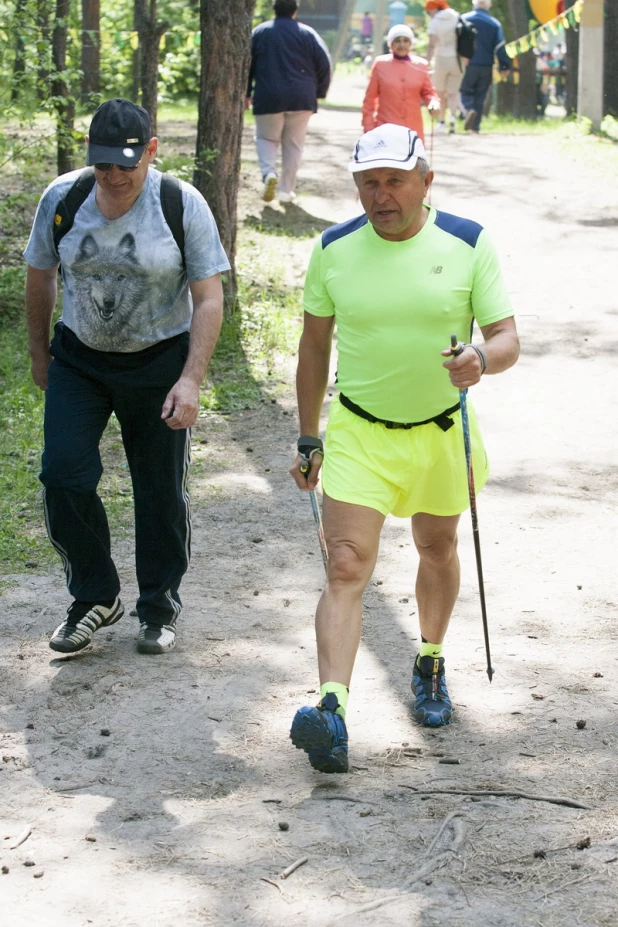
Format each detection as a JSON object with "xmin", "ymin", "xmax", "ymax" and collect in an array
[{"xmin": 348, "ymin": 124, "xmax": 427, "ymax": 173}]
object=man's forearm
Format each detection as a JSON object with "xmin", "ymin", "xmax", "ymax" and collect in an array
[
  {"xmin": 25, "ymin": 266, "xmax": 58, "ymax": 357},
  {"xmin": 481, "ymin": 324, "xmax": 520, "ymax": 375},
  {"xmin": 181, "ymin": 297, "xmax": 223, "ymax": 385},
  {"xmin": 296, "ymin": 341, "xmax": 331, "ymax": 437}
]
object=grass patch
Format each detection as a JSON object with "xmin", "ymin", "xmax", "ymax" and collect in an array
[
  {"xmin": 0, "ymin": 266, "xmax": 52, "ymax": 570},
  {"xmin": 200, "ymin": 231, "xmax": 302, "ymax": 412}
]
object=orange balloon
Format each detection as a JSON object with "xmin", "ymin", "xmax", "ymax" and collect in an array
[{"xmin": 529, "ymin": 0, "xmax": 561, "ymax": 24}]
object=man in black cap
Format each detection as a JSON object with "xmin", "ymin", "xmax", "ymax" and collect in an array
[{"xmin": 23, "ymin": 98, "xmax": 230, "ymax": 655}]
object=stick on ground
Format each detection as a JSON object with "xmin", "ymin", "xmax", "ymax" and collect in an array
[
  {"xmin": 280, "ymin": 856, "xmax": 308, "ymax": 879},
  {"xmin": 260, "ymin": 877, "xmax": 283, "ymax": 894},
  {"xmin": 9, "ymin": 825, "xmax": 32, "ymax": 849},
  {"xmin": 397, "ymin": 785, "xmax": 592, "ymax": 810}
]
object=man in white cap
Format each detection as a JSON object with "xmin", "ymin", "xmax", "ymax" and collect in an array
[{"xmin": 288, "ymin": 123, "xmax": 518, "ymax": 773}]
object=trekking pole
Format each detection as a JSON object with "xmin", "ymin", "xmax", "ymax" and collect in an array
[
  {"xmin": 428, "ymin": 110, "xmax": 435, "ymax": 207},
  {"xmin": 450, "ymin": 334, "xmax": 493, "ymax": 682},
  {"xmin": 299, "ymin": 459, "xmax": 329, "ymax": 574}
]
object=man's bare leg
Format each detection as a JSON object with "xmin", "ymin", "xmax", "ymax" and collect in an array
[
  {"xmin": 410, "ymin": 512, "xmax": 461, "ymax": 727},
  {"xmin": 316, "ymin": 495, "xmax": 385, "ymax": 686},
  {"xmin": 412, "ymin": 512, "xmax": 460, "ymax": 642},
  {"xmin": 290, "ymin": 496, "xmax": 384, "ymax": 773}
]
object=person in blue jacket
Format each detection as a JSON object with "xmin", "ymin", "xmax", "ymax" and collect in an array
[
  {"xmin": 460, "ymin": 0, "xmax": 510, "ymax": 133},
  {"xmin": 246, "ymin": 0, "xmax": 332, "ymax": 204}
]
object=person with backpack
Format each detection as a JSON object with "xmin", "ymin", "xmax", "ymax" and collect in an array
[
  {"xmin": 460, "ymin": 0, "xmax": 511, "ymax": 133},
  {"xmin": 425, "ymin": 0, "xmax": 466, "ymax": 135},
  {"xmin": 23, "ymin": 98, "xmax": 229, "ymax": 656}
]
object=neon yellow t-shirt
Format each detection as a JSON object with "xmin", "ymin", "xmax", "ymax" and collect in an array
[{"xmin": 303, "ymin": 206, "xmax": 513, "ymax": 423}]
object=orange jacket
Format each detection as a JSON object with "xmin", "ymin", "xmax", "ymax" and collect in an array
[{"xmin": 362, "ymin": 54, "xmax": 438, "ymax": 142}]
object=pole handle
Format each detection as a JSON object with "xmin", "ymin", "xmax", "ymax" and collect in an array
[{"xmin": 450, "ymin": 333, "xmax": 463, "ymax": 356}]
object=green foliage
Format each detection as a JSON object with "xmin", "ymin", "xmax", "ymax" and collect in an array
[
  {"xmin": 600, "ymin": 114, "xmax": 618, "ymax": 143},
  {"xmin": 0, "ymin": 266, "xmax": 52, "ymax": 568}
]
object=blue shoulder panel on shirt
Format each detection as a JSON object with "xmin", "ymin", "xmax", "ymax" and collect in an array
[
  {"xmin": 322, "ymin": 214, "xmax": 368, "ymax": 250},
  {"xmin": 434, "ymin": 210, "xmax": 483, "ymax": 248}
]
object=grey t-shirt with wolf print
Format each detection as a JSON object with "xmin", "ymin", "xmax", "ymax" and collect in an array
[{"xmin": 24, "ymin": 167, "xmax": 230, "ymax": 353}]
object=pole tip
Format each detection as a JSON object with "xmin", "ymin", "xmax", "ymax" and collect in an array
[{"xmin": 487, "ymin": 666, "xmax": 494, "ymax": 683}]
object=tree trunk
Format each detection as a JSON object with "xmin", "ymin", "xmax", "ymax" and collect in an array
[
  {"xmin": 52, "ymin": 0, "xmax": 76, "ymax": 175},
  {"xmin": 194, "ymin": 0, "xmax": 255, "ymax": 313},
  {"xmin": 330, "ymin": 0, "xmax": 357, "ymax": 69},
  {"xmin": 11, "ymin": 0, "xmax": 28, "ymax": 103},
  {"xmin": 506, "ymin": 0, "xmax": 537, "ymax": 119},
  {"xmin": 565, "ymin": 22, "xmax": 579, "ymax": 117},
  {"xmin": 81, "ymin": 0, "xmax": 101, "ymax": 104},
  {"xmin": 132, "ymin": 0, "xmax": 145, "ymax": 102},
  {"xmin": 36, "ymin": 0, "xmax": 52, "ymax": 101},
  {"xmin": 134, "ymin": 0, "xmax": 168, "ymax": 134},
  {"xmin": 604, "ymin": 0, "xmax": 618, "ymax": 116}
]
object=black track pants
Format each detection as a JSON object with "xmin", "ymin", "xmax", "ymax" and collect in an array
[{"xmin": 40, "ymin": 323, "xmax": 191, "ymax": 628}]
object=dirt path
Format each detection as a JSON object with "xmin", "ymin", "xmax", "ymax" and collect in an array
[{"xmin": 2, "ymin": 107, "xmax": 618, "ymax": 927}]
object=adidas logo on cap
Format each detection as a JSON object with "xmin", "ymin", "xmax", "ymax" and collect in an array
[{"xmin": 374, "ymin": 139, "xmax": 388, "ymax": 149}]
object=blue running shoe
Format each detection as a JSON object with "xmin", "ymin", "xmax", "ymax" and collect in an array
[
  {"xmin": 411, "ymin": 656, "xmax": 453, "ymax": 727},
  {"xmin": 290, "ymin": 692, "xmax": 349, "ymax": 773}
]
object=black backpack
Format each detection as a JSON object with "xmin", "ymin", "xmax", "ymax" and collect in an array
[
  {"xmin": 456, "ymin": 16, "xmax": 477, "ymax": 60},
  {"xmin": 52, "ymin": 167, "xmax": 186, "ymax": 268}
]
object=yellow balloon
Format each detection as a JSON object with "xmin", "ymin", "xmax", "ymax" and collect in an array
[{"xmin": 529, "ymin": 0, "xmax": 562, "ymax": 24}]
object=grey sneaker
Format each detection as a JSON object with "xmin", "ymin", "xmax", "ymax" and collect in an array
[
  {"xmin": 49, "ymin": 598, "xmax": 124, "ymax": 653},
  {"xmin": 137, "ymin": 622, "xmax": 176, "ymax": 655}
]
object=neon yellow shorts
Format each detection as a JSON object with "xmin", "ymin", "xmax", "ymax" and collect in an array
[{"xmin": 322, "ymin": 396, "xmax": 489, "ymax": 518}]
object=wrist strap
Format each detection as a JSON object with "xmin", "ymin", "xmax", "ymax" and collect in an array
[
  {"xmin": 298, "ymin": 435, "xmax": 324, "ymax": 460},
  {"xmin": 464, "ymin": 343, "xmax": 487, "ymax": 375}
]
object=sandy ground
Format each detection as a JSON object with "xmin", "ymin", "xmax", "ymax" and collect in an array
[{"xmin": 2, "ymin": 95, "xmax": 618, "ymax": 927}]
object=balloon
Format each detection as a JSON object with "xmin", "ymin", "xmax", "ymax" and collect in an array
[{"xmin": 529, "ymin": 0, "xmax": 562, "ymax": 24}]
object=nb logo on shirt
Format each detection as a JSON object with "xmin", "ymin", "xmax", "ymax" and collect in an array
[{"xmin": 429, "ymin": 265, "xmax": 443, "ymax": 274}]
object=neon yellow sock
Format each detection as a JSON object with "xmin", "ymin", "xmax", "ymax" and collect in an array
[
  {"xmin": 320, "ymin": 682, "xmax": 349, "ymax": 719},
  {"xmin": 419, "ymin": 641, "xmax": 443, "ymax": 660}
]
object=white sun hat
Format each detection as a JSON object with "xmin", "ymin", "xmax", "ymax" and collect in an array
[{"xmin": 348, "ymin": 124, "xmax": 427, "ymax": 173}]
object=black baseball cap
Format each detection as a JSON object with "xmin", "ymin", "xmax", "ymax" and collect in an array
[{"xmin": 87, "ymin": 98, "xmax": 151, "ymax": 168}]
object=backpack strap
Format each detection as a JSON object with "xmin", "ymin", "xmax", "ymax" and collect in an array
[
  {"xmin": 160, "ymin": 173, "xmax": 186, "ymax": 269},
  {"xmin": 52, "ymin": 167, "xmax": 96, "ymax": 256}
]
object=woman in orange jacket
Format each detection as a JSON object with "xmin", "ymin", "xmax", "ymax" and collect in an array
[{"xmin": 362, "ymin": 24, "xmax": 440, "ymax": 142}]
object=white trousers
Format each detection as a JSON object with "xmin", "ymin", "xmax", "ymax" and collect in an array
[{"xmin": 254, "ymin": 110, "xmax": 313, "ymax": 196}]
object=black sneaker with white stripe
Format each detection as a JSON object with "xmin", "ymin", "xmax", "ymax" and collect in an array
[
  {"xmin": 49, "ymin": 598, "xmax": 124, "ymax": 653},
  {"xmin": 137, "ymin": 622, "xmax": 176, "ymax": 655}
]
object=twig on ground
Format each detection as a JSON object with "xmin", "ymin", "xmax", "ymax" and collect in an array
[
  {"xmin": 498, "ymin": 836, "xmax": 593, "ymax": 865},
  {"xmin": 260, "ymin": 876, "xmax": 283, "ymax": 893},
  {"xmin": 426, "ymin": 811, "xmax": 464, "ymax": 857},
  {"xmin": 532, "ymin": 872, "xmax": 595, "ymax": 901},
  {"xmin": 280, "ymin": 856, "xmax": 308, "ymax": 879},
  {"xmin": 9, "ymin": 825, "xmax": 32, "ymax": 849},
  {"xmin": 54, "ymin": 782, "xmax": 98, "ymax": 792},
  {"xmin": 311, "ymin": 795, "xmax": 376, "ymax": 805},
  {"xmin": 397, "ymin": 785, "xmax": 592, "ymax": 810}
]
